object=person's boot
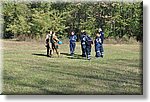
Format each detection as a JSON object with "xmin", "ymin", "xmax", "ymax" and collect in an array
[
  {"xmin": 71, "ymin": 53, "xmax": 74, "ymax": 57},
  {"xmin": 49, "ymin": 50, "xmax": 52, "ymax": 57},
  {"xmin": 87, "ymin": 55, "xmax": 91, "ymax": 60},
  {"xmin": 101, "ymin": 52, "xmax": 104, "ymax": 58},
  {"xmin": 47, "ymin": 48, "xmax": 50, "ymax": 57},
  {"xmin": 58, "ymin": 52, "xmax": 60, "ymax": 57}
]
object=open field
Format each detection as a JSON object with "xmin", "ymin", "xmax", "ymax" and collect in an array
[{"xmin": 2, "ymin": 40, "xmax": 142, "ymax": 95}]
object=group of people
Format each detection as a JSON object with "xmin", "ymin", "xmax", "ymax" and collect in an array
[
  {"xmin": 45, "ymin": 28, "xmax": 104, "ymax": 60},
  {"xmin": 45, "ymin": 31, "xmax": 60, "ymax": 57},
  {"xmin": 69, "ymin": 28, "xmax": 104, "ymax": 60}
]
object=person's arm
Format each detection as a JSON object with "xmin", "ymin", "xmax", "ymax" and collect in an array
[
  {"xmin": 45, "ymin": 34, "xmax": 49, "ymax": 43},
  {"xmin": 53, "ymin": 35, "xmax": 59, "ymax": 42},
  {"xmin": 75, "ymin": 35, "xmax": 77, "ymax": 40},
  {"xmin": 45, "ymin": 34, "xmax": 49, "ymax": 40},
  {"xmin": 80, "ymin": 35, "xmax": 82, "ymax": 41},
  {"xmin": 90, "ymin": 37, "xmax": 93, "ymax": 45},
  {"xmin": 101, "ymin": 32, "xmax": 104, "ymax": 43}
]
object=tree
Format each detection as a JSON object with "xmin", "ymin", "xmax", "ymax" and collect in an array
[{"xmin": 3, "ymin": 1, "xmax": 143, "ymax": 42}]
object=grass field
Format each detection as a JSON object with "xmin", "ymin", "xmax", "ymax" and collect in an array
[{"xmin": 2, "ymin": 40, "xmax": 142, "ymax": 95}]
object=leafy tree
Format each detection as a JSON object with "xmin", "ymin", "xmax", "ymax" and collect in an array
[{"xmin": 2, "ymin": 1, "xmax": 143, "ymax": 42}]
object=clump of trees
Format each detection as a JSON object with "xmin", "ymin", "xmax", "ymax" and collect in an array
[{"xmin": 2, "ymin": 1, "xmax": 143, "ymax": 42}]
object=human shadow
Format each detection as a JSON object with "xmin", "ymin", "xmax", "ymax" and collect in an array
[
  {"xmin": 60, "ymin": 52, "xmax": 83, "ymax": 59},
  {"xmin": 60, "ymin": 52, "xmax": 70, "ymax": 56},
  {"xmin": 32, "ymin": 53, "xmax": 48, "ymax": 57}
]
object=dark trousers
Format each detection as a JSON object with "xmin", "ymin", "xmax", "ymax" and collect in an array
[
  {"xmin": 46, "ymin": 44, "xmax": 52, "ymax": 56},
  {"xmin": 70, "ymin": 42, "xmax": 76, "ymax": 55},
  {"xmin": 101, "ymin": 44, "xmax": 104, "ymax": 55},
  {"xmin": 81, "ymin": 44, "xmax": 86, "ymax": 57},
  {"xmin": 46, "ymin": 46, "xmax": 52, "ymax": 56},
  {"xmin": 86, "ymin": 45, "xmax": 91, "ymax": 59},
  {"xmin": 81, "ymin": 44, "xmax": 91, "ymax": 59},
  {"xmin": 52, "ymin": 43, "xmax": 59, "ymax": 55},
  {"xmin": 47, "ymin": 46, "xmax": 49, "ymax": 56},
  {"xmin": 95, "ymin": 44, "xmax": 103, "ymax": 57}
]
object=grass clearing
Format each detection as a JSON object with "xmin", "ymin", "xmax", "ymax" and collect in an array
[{"xmin": 2, "ymin": 40, "xmax": 142, "ymax": 95}]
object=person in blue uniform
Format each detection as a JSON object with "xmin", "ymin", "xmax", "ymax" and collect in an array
[
  {"xmin": 85, "ymin": 34, "xmax": 93, "ymax": 60},
  {"xmin": 94, "ymin": 32, "xmax": 103, "ymax": 58},
  {"xmin": 80, "ymin": 30, "xmax": 93, "ymax": 60},
  {"xmin": 80, "ymin": 30, "xmax": 87, "ymax": 57},
  {"xmin": 99, "ymin": 28, "xmax": 104, "ymax": 57},
  {"xmin": 69, "ymin": 31, "xmax": 77, "ymax": 56}
]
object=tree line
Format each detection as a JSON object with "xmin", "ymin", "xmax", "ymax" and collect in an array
[{"xmin": 2, "ymin": 1, "xmax": 143, "ymax": 42}]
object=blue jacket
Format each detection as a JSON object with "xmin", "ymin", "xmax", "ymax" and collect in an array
[
  {"xmin": 99, "ymin": 31, "xmax": 104, "ymax": 44},
  {"xmin": 69, "ymin": 35, "xmax": 77, "ymax": 43},
  {"xmin": 95, "ymin": 36, "xmax": 102, "ymax": 46},
  {"xmin": 80, "ymin": 34, "xmax": 86, "ymax": 43},
  {"xmin": 85, "ymin": 35, "xmax": 93, "ymax": 46},
  {"xmin": 81, "ymin": 34, "xmax": 93, "ymax": 46}
]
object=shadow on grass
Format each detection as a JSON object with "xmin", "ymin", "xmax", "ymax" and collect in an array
[
  {"xmin": 3, "ymin": 65, "xmax": 142, "ymax": 95},
  {"xmin": 32, "ymin": 53, "xmax": 48, "ymax": 57},
  {"xmin": 60, "ymin": 52, "xmax": 70, "ymax": 56},
  {"xmin": 5, "ymin": 82, "xmax": 110, "ymax": 95},
  {"xmin": 61, "ymin": 52, "xmax": 84, "ymax": 60},
  {"xmin": 9, "ymin": 83, "xmax": 70, "ymax": 95},
  {"xmin": 50, "ymin": 69, "xmax": 142, "ymax": 86},
  {"xmin": 3, "ymin": 55, "xmax": 142, "ymax": 95}
]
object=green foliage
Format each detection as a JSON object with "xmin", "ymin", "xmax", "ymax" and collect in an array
[
  {"xmin": 3, "ymin": 1, "xmax": 143, "ymax": 42},
  {"xmin": 3, "ymin": 3, "xmax": 30, "ymax": 38}
]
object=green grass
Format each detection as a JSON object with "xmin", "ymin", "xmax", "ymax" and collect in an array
[{"xmin": 2, "ymin": 40, "xmax": 142, "ymax": 95}]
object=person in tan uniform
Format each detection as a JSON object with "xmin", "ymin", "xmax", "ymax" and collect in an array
[
  {"xmin": 45, "ymin": 31, "xmax": 53, "ymax": 57},
  {"xmin": 51, "ymin": 32, "xmax": 60, "ymax": 57}
]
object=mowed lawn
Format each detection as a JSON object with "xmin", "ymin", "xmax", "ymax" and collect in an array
[{"xmin": 2, "ymin": 40, "xmax": 142, "ymax": 95}]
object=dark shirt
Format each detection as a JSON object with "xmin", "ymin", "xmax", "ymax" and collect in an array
[
  {"xmin": 69, "ymin": 35, "xmax": 77, "ymax": 43},
  {"xmin": 80, "ymin": 34, "xmax": 86, "ymax": 43},
  {"xmin": 99, "ymin": 31, "xmax": 104, "ymax": 43}
]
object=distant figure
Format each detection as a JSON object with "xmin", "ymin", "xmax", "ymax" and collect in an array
[
  {"xmin": 94, "ymin": 32, "xmax": 103, "ymax": 58},
  {"xmin": 98, "ymin": 28, "xmax": 104, "ymax": 57},
  {"xmin": 80, "ymin": 30, "xmax": 93, "ymax": 60},
  {"xmin": 45, "ymin": 31, "xmax": 53, "ymax": 57},
  {"xmin": 69, "ymin": 31, "xmax": 77, "ymax": 56}
]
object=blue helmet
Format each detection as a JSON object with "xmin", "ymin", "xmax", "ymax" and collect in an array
[{"xmin": 58, "ymin": 41, "xmax": 63, "ymax": 45}]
